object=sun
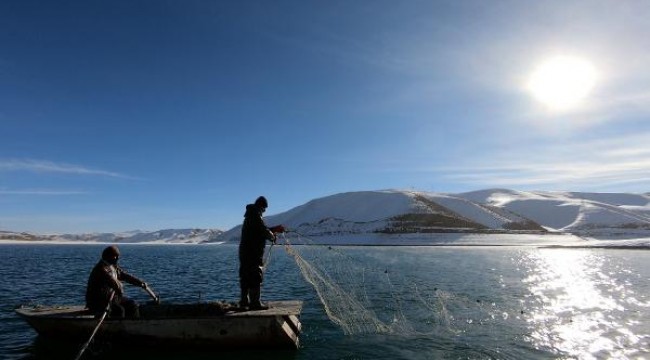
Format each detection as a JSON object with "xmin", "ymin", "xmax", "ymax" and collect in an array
[{"xmin": 527, "ymin": 56, "xmax": 597, "ymax": 111}]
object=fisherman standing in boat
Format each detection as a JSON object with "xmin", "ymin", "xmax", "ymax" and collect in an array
[
  {"xmin": 86, "ymin": 245, "xmax": 148, "ymax": 318},
  {"xmin": 239, "ymin": 196, "xmax": 285, "ymax": 310}
]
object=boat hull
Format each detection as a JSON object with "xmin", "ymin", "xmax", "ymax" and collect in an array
[{"xmin": 16, "ymin": 301, "xmax": 302, "ymax": 349}]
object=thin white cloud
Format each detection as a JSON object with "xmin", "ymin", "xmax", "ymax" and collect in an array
[
  {"xmin": 431, "ymin": 134, "xmax": 650, "ymax": 192},
  {"xmin": 446, "ymin": 162, "xmax": 650, "ymax": 189},
  {"xmin": 586, "ymin": 91, "xmax": 650, "ymax": 121},
  {"xmin": 0, "ymin": 159, "xmax": 136, "ymax": 179}
]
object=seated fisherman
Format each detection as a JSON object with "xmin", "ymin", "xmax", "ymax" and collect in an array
[{"xmin": 85, "ymin": 245, "xmax": 147, "ymax": 318}]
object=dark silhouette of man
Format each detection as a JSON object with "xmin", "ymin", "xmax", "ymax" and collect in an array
[
  {"xmin": 238, "ymin": 196, "xmax": 285, "ymax": 310},
  {"xmin": 86, "ymin": 245, "xmax": 147, "ymax": 318}
]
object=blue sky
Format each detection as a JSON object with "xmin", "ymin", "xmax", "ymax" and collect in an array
[{"xmin": 1, "ymin": 0, "xmax": 649, "ymax": 233}]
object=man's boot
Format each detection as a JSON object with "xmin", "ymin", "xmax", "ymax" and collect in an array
[{"xmin": 249, "ymin": 285, "xmax": 269, "ymax": 310}]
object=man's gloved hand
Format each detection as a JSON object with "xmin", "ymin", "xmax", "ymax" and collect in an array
[{"xmin": 141, "ymin": 282, "xmax": 147, "ymax": 289}]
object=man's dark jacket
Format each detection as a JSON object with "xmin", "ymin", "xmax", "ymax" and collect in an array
[
  {"xmin": 239, "ymin": 204, "xmax": 275, "ymax": 285},
  {"xmin": 85, "ymin": 260, "xmax": 142, "ymax": 312}
]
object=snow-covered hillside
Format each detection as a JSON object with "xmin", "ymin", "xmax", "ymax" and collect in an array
[
  {"xmin": 3, "ymin": 189, "xmax": 649, "ymax": 245},
  {"xmin": 212, "ymin": 189, "xmax": 650, "ymax": 243},
  {"xmin": 0, "ymin": 229, "xmax": 223, "ymax": 244},
  {"xmin": 459, "ymin": 189, "xmax": 650, "ymax": 236}
]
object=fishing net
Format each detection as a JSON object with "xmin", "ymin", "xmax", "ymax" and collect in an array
[{"xmin": 280, "ymin": 233, "xmax": 507, "ymax": 336}]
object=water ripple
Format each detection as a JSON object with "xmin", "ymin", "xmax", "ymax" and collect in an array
[{"xmin": 520, "ymin": 249, "xmax": 650, "ymax": 359}]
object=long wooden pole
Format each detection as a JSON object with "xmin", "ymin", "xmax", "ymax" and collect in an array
[
  {"xmin": 143, "ymin": 283, "xmax": 160, "ymax": 304},
  {"xmin": 73, "ymin": 291, "xmax": 115, "ymax": 360}
]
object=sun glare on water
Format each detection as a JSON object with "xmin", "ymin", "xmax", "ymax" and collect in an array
[{"xmin": 528, "ymin": 56, "xmax": 597, "ymax": 111}]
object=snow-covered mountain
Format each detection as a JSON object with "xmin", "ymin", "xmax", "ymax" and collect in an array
[
  {"xmin": 3, "ymin": 189, "xmax": 649, "ymax": 244},
  {"xmin": 0, "ymin": 229, "xmax": 223, "ymax": 244},
  {"xmin": 459, "ymin": 189, "xmax": 650, "ymax": 236},
  {"xmin": 211, "ymin": 189, "xmax": 650, "ymax": 243}
]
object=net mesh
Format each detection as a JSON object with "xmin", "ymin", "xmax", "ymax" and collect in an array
[{"xmin": 280, "ymin": 233, "xmax": 505, "ymax": 336}]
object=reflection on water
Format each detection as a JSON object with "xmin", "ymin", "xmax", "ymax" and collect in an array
[{"xmin": 521, "ymin": 249, "xmax": 650, "ymax": 359}]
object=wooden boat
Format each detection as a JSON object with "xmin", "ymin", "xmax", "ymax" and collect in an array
[{"xmin": 15, "ymin": 300, "xmax": 303, "ymax": 350}]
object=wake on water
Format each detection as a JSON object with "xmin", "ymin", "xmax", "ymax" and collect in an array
[{"xmin": 276, "ymin": 233, "xmax": 507, "ymax": 337}]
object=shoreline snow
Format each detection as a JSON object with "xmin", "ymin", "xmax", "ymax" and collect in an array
[{"xmin": 3, "ymin": 233, "xmax": 649, "ymax": 248}]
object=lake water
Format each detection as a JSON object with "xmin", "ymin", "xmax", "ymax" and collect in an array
[{"xmin": 1, "ymin": 243, "xmax": 649, "ymax": 359}]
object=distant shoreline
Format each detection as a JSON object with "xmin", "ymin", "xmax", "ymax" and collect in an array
[
  {"xmin": 2, "ymin": 233, "xmax": 649, "ymax": 249},
  {"xmin": 538, "ymin": 245, "xmax": 650, "ymax": 250},
  {"xmin": 0, "ymin": 240, "xmax": 214, "ymax": 245}
]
